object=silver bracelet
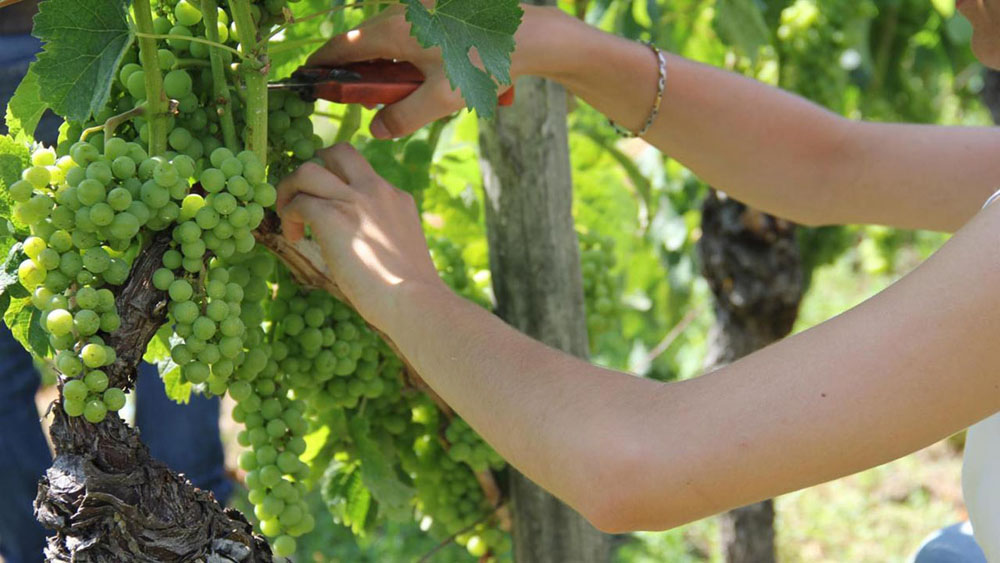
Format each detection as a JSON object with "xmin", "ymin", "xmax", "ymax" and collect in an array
[
  {"xmin": 983, "ymin": 188, "xmax": 1000, "ymax": 210},
  {"xmin": 610, "ymin": 43, "xmax": 667, "ymax": 138}
]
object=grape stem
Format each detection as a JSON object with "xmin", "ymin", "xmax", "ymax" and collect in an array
[
  {"xmin": 133, "ymin": 0, "xmax": 169, "ymax": 156},
  {"xmin": 174, "ymin": 58, "xmax": 212, "ymax": 69},
  {"xmin": 134, "ymin": 32, "xmax": 249, "ymax": 61},
  {"xmin": 333, "ymin": 104, "xmax": 362, "ymax": 143},
  {"xmin": 80, "ymin": 103, "xmax": 148, "ymax": 142},
  {"xmin": 264, "ymin": 0, "xmax": 400, "ymax": 42},
  {"xmin": 202, "ymin": 0, "xmax": 239, "ymax": 152},
  {"xmin": 415, "ymin": 502, "xmax": 508, "ymax": 563},
  {"xmin": 228, "ymin": 0, "xmax": 268, "ymax": 162}
]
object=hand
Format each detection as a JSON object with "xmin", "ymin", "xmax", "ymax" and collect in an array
[
  {"xmin": 307, "ymin": 5, "xmax": 469, "ymax": 139},
  {"xmin": 307, "ymin": 4, "xmax": 568, "ymax": 139},
  {"xmin": 276, "ymin": 143, "xmax": 444, "ymax": 329}
]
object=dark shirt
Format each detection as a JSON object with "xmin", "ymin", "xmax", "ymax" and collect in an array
[{"xmin": 0, "ymin": 0, "xmax": 40, "ymax": 35}]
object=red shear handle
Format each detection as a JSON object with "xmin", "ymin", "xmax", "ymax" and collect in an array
[{"xmin": 310, "ymin": 60, "xmax": 515, "ymax": 107}]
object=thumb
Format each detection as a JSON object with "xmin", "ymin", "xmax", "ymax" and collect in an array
[{"xmin": 369, "ymin": 79, "xmax": 462, "ymax": 139}]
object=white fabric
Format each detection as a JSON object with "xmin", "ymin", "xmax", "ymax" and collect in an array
[
  {"xmin": 963, "ymin": 413, "xmax": 1000, "ymax": 562},
  {"xmin": 956, "ymin": 190, "xmax": 1000, "ymax": 561},
  {"xmin": 984, "ymin": 188, "xmax": 1000, "ymax": 210}
]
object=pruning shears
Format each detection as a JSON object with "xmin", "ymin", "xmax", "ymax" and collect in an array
[{"xmin": 267, "ymin": 59, "xmax": 515, "ymax": 107}]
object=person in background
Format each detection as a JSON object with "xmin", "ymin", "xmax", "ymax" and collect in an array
[
  {"xmin": 0, "ymin": 3, "xmax": 232, "ymax": 561},
  {"xmin": 277, "ymin": 2, "xmax": 1000, "ymax": 561}
]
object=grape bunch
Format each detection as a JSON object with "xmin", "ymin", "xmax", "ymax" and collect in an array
[
  {"xmin": 427, "ymin": 236, "xmax": 491, "ymax": 308},
  {"xmin": 774, "ymin": 0, "xmax": 875, "ymax": 111},
  {"xmin": 579, "ymin": 230, "xmax": 622, "ymax": 341},
  {"xmin": 444, "ymin": 418, "xmax": 504, "ymax": 475},
  {"xmin": 265, "ymin": 88, "xmax": 326, "ymax": 182},
  {"xmin": 404, "ymin": 404, "xmax": 510, "ymax": 559},
  {"xmin": 11, "ymin": 140, "xmax": 183, "ymax": 423}
]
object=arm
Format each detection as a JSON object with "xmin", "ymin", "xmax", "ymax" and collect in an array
[
  {"xmin": 278, "ymin": 145, "xmax": 1000, "ymax": 533},
  {"xmin": 308, "ymin": 5, "xmax": 1000, "ymax": 232}
]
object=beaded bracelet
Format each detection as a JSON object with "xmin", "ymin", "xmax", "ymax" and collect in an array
[{"xmin": 609, "ymin": 43, "xmax": 667, "ymax": 138}]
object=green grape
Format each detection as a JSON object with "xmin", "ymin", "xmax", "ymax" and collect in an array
[
  {"xmin": 22, "ymin": 165, "xmax": 51, "ymax": 189},
  {"xmin": 63, "ymin": 379, "xmax": 89, "ymax": 403},
  {"xmin": 126, "ymin": 69, "xmax": 147, "ymax": 99},
  {"xmin": 169, "ymin": 279, "xmax": 195, "ymax": 303},
  {"xmin": 83, "ymin": 399, "xmax": 108, "ymax": 423},
  {"xmin": 271, "ymin": 535, "xmax": 295, "ymax": 557},
  {"xmin": 157, "ymin": 48, "xmax": 177, "ymax": 71},
  {"xmin": 200, "ymin": 168, "xmax": 226, "ymax": 193},
  {"xmin": 46, "ymin": 309, "xmax": 74, "ymax": 337},
  {"xmin": 103, "ymin": 387, "xmax": 127, "ymax": 411},
  {"xmin": 85, "ymin": 370, "xmax": 109, "ymax": 392},
  {"xmin": 63, "ymin": 397, "xmax": 85, "ymax": 417},
  {"xmin": 86, "ymin": 161, "xmax": 113, "ymax": 185},
  {"xmin": 9, "ymin": 179, "xmax": 33, "ymax": 202},
  {"xmin": 153, "ymin": 268, "xmax": 175, "ymax": 290},
  {"xmin": 74, "ymin": 309, "xmax": 101, "ymax": 336},
  {"xmin": 166, "ymin": 25, "xmax": 193, "ymax": 52},
  {"xmin": 107, "ymin": 186, "xmax": 133, "ymax": 211},
  {"xmin": 81, "ymin": 343, "xmax": 108, "ymax": 368}
]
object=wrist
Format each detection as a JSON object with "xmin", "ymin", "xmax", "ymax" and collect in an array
[
  {"xmin": 511, "ymin": 5, "xmax": 589, "ymax": 83},
  {"xmin": 376, "ymin": 277, "xmax": 455, "ymax": 336}
]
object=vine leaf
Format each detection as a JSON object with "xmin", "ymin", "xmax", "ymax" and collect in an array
[
  {"xmin": 4, "ymin": 297, "xmax": 49, "ymax": 358},
  {"xmin": 0, "ymin": 135, "xmax": 31, "ymax": 243},
  {"xmin": 0, "ymin": 243, "xmax": 29, "ymax": 320},
  {"xmin": 349, "ymin": 416, "xmax": 415, "ymax": 522},
  {"xmin": 404, "ymin": 0, "xmax": 522, "ymax": 119},
  {"xmin": 321, "ymin": 460, "xmax": 373, "ymax": 535},
  {"xmin": 713, "ymin": 0, "xmax": 770, "ymax": 60},
  {"xmin": 146, "ymin": 331, "xmax": 192, "ymax": 404},
  {"xmin": 5, "ymin": 69, "xmax": 47, "ymax": 144},
  {"xmin": 30, "ymin": 0, "xmax": 133, "ymax": 123}
]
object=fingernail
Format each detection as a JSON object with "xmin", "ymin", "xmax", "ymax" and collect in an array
[{"xmin": 370, "ymin": 117, "xmax": 390, "ymax": 139}]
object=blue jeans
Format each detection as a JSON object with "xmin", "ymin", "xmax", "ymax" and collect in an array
[
  {"xmin": 0, "ymin": 328, "xmax": 232, "ymax": 563},
  {"xmin": 912, "ymin": 522, "xmax": 987, "ymax": 563},
  {"xmin": 0, "ymin": 35, "xmax": 232, "ymax": 562},
  {"xmin": 0, "ymin": 35, "xmax": 61, "ymax": 144}
]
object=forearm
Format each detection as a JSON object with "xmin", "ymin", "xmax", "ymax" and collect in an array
[
  {"xmin": 382, "ymin": 203, "xmax": 1000, "ymax": 533},
  {"xmin": 382, "ymin": 282, "xmax": 659, "ymax": 523},
  {"xmin": 517, "ymin": 7, "xmax": 1000, "ymax": 231}
]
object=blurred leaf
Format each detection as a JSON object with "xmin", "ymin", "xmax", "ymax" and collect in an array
[
  {"xmin": 349, "ymin": 416, "xmax": 414, "ymax": 522},
  {"xmin": 5, "ymin": 68, "xmax": 47, "ymax": 144},
  {"xmin": 714, "ymin": 0, "xmax": 770, "ymax": 59}
]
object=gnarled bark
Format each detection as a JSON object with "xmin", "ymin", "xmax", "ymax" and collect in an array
[
  {"xmin": 697, "ymin": 191, "xmax": 804, "ymax": 563},
  {"xmin": 478, "ymin": 17, "xmax": 613, "ymax": 561},
  {"xmin": 34, "ymin": 232, "xmax": 273, "ymax": 562}
]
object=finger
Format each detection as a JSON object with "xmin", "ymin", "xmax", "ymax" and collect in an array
[
  {"xmin": 316, "ymin": 143, "xmax": 377, "ymax": 185},
  {"xmin": 275, "ymin": 161, "xmax": 352, "ymax": 215},
  {"xmin": 280, "ymin": 193, "xmax": 331, "ymax": 242},
  {"xmin": 306, "ymin": 22, "xmax": 400, "ymax": 66},
  {"xmin": 370, "ymin": 78, "xmax": 461, "ymax": 139}
]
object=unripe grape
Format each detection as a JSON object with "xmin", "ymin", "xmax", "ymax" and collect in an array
[
  {"xmin": 63, "ymin": 397, "xmax": 85, "ymax": 417},
  {"xmin": 9, "ymin": 179, "xmax": 33, "ymax": 202},
  {"xmin": 81, "ymin": 343, "xmax": 108, "ymax": 368},
  {"xmin": 103, "ymin": 387, "xmax": 127, "ymax": 411},
  {"xmin": 63, "ymin": 379, "xmax": 89, "ymax": 403},
  {"xmin": 83, "ymin": 399, "xmax": 107, "ymax": 423},
  {"xmin": 85, "ymin": 370, "xmax": 109, "ymax": 392}
]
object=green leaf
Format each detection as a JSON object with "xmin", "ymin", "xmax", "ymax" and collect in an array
[
  {"xmin": 5, "ymin": 67, "xmax": 47, "ymax": 144},
  {"xmin": 713, "ymin": 0, "xmax": 770, "ymax": 60},
  {"xmin": 0, "ymin": 135, "xmax": 32, "ymax": 240},
  {"xmin": 1, "ymin": 243, "xmax": 30, "ymax": 304},
  {"xmin": 3, "ymin": 297, "xmax": 49, "ymax": 358},
  {"xmin": 348, "ymin": 416, "xmax": 414, "ymax": 522},
  {"xmin": 156, "ymin": 333, "xmax": 191, "ymax": 404},
  {"xmin": 404, "ymin": 0, "xmax": 522, "ymax": 118},
  {"xmin": 31, "ymin": 0, "xmax": 134, "ymax": 123},
  {"xmin": 321, "ymin": 461, "xmax": 373, "ymax": 535}
]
